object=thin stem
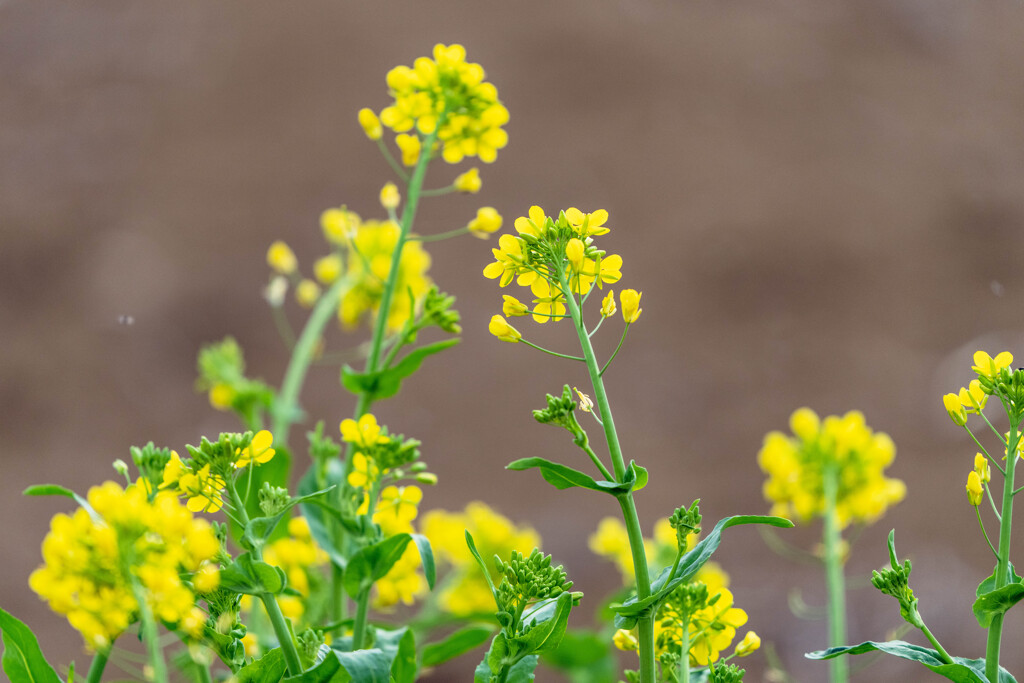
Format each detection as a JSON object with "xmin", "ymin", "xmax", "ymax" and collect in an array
[
  {"xmin": 409, "ymin": 226, "xmax": 469, "ymax": 242},
  {"xmin": 272, "ymin": 277, "xmax": 350, "ymax": 447},
  {"xmin": 965, "ymin": 425, "xmax": 1005, "ymax": 476},
  {"xmin": 131, "ymin": 582, "xmax": 168, "ymax": 683},
  {"xmin": 921, "ymin": 623, "xmax": 954, "ymax": 664},
  {"xmin": 976, "ymin": 505, "xmax": 999, "ymax": 560},
  {"xmin": 579, "ymin": 440, "xmax": 615, "ymax": 481},
  {"xmin": 822, "ymin": 464, "xmax": 848, "ymax": 683},
  {"xmin": 599, "ymin": 324, "xmax": 630, "ymax": 377},
  {"xmin": 985, "ymin": 417, "xmax": 1017, "ymax": 683},
  {"xmin": 419, "ymin": 185, "xmax": 456, "ymax": 197},
  {"xmin": 271, "ymin": 306, "xmax": 296, "ymax": 349},
  {"xmin": 978, "ymin": 408, "xmax": 1008, "ymax": 445},
  {"xmin": 587, "ymin": 313, "xmax": 606, "ymax": 339},
  {"xmin": 85, "ymin": 648, "xmax": 110, "ymax": 683},
  {"xmin": 519, "ymin": 339, "xmax": 586, "ymax": 362},
  {"xmin": 377, "ymin": 138, "xmax": 408, "ymax": 182},
  {"xmin": 987, "ymin": 483, "xmax": 1003, "ymax": 521}
]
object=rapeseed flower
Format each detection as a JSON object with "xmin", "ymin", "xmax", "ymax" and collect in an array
[
  {"xmin": 358, "ymin": 108, "xmax": 382, "ymax": 141},
  {"xmin": 468, "ymin": 206, "xmax": 503, "ymax": 239},
  {"xmin": 488, "ymin": 315, "xmax": 521, "ymax": 342},
  {"xmin": 621, "ymin": 289, "xmax": 643, "ymax": 323},
  {"xmin": 379, "ymin": 182, "xmax": 400, "ymax": 210},
  {"xmin": 966, "ymin": 471, "xmax": 984, "ymax": 506},
  {"xmin": 454, "ymin": 167, "xmax": 482, "ymax": 193},
  {"xmin": 234, "ymin": 430, "xmax": 276, "ymax": 469},
  {"xmin": 501, "ymin": 295, "xmax": 528, "ymax": 317},
  {"xmin": 267, "ymin": 241, "xmax": 297, "ymax": 275},
  {"xmin": 972, "ymin": 350, "xmax": 1013, "ymax": 381}
]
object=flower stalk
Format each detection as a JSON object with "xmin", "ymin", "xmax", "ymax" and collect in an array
[{"xmin": 822, "ymin": 463, "xmax": 848, "ymax": 683}]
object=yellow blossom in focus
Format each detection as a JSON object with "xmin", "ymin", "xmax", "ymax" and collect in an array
[
  {"xmin": 621, "ymin": 289, "xmax": 642, "ymax": 323},
  {"xmin": 566, "ymin": 238, "xmax": 585, "ymax": 272},
  {"xmin": 358, "ymin": 108, "xmax": 382, "ymax": 141},
  {"xmin": 514, "ymin": 206, "xmax": 549, "ymax": 239},
  {"xmin": 483, "ymin": 234, "xmax": 530, "ymax": 288},
  {"xmin": 468, "ymin": 207, "xmax": 503, "ymax": 239},
  {"xmin": 340, "ymin": 414, "xmax": 387, "ymax": 451},
  {"xmin": 295, "ymin": 279, "xmax": 321, "ymax": 308},
  {"xmin": 975, "ymin": 453, "xmax": 991, "ymax": 483},
  {"xmin": 972, "ymin": 350, "xmax": 1013, "ymax": 380},
  {"xmin": 736, "ymin": 631, "xmax": 761, "ymax": 657},
  {"xmin": 564, "ymin": 208, "xmax": 610, "ymax": 237},
  {"xmin": 489, "ymin": 315, "xmax": 521, "ymax": 342},
  {"xmin": 176, "ymin": 464, "xmax": 226, "ymax": 513},
  {"xmin": 601, "ymin": 290, "xmax": 616, "ymax": 318},
  {"xmin": 454, "ymin": 167, "xmax": 482, "ymax": 193},
  {"xmin": 234, "ymin": 430, "xmax": 276, "ymax": 469},
  {"xmin": 576, "ymin": 254, "xmax": 622, "ymax": 293},
  {"xmin": 267, "ymin": 241, "xmax": 297, "ymax": 275},
  {"xmin": 967, "ymin": 471, "xmax": 984, "ymax": 506},
  {"xmin": 395, "ymin": 134, "xmax": 421, "ymax": 167},
  {"xmin": 959, "ymin": 379, "xmax": 988, "ymax": 413},
  {"xmin": 688, "ymin": 588, "xmax": 748, "ymax": 666},
  {"xmin": 380, "ymin": 182, "xmax": 400, "ymax": 210},
  {"xmin": 502, "ymin": 295, "xmax": 528, "ymax": 317},
  {"xmin": 529, "ymin": 278, "xmax": 566, "ymax": 324},
  {"xmin": 943, "ymin": 393, "xmax": 967, "ymax": 426}
]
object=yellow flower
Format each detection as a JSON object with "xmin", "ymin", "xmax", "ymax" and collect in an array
[
  {"xmin": 483, "ymin": 234, "xmax": 529, "ymax": 288},
  {"xmin": 358, "ymin": 108, "xmax": 382, "ymax": 141},
  {"xmin": 192, "ymin": 562, "xmax": 220, "ymax": 594},
  {"xmin": 959, "ymin": 379, "xmax": 988, "ymax": 413},
  {"xmin": 601, "ymin": 290, "xmax": 616, "ymax": 318},
  {"xmin": 314, "ymin": 254, "xmax": 343, "ymax": 284},
  {"xmin": 295, "ymin": 279, "xmax": 321, "ymax": 308},
  {"xmin": 177, "ymin": 464, "xmax": 226, "ymax": 513},
  {"xmin": 321, "ymin": 207, "xmax": 360, "ymax": 245},
  {"xmin": 347, "ymin": 452, "xmax": 379, "ymax": 491},
  {"xmin": 267, "ymin": 241, "xmax": 297, "ymax": 275},
  {"xmin": 514, "ymin": 205, "xmax": 549, "ymax": 239},
  {"xmin": 234, "ymin": 430, "xmax": 276, "ymax": 469},
  {"xmin": 208, "ymin": 383, "xmax": 235, "ymax": 411},
  {"xmin": 374, "ymin": 543, "xmax": 426, "ymax": 610},
  {"xmin": 975, "ymin": 453, "xmax": 991, "ymax": 483},
  {"xmin": 943, "ymin": 393, "xmax": 967, "ymax": 426},
  {"xmin": 577, "ymin": 254, "xmax": 623, "ymax": 293},
  {"xmin": 621, "ymin": 289, "xmax": 642, "ymax": 323},
  {"xmin": 566, "ymin": 238, "xmax": 585, "ymax": 272},
  {"xmin": 613, "ymin": 629, "xmax": 639, "ymax": 651},
  {"xmin": 972, "ymin": 350, "xmax": 1013, "ymax": 380},
  {"xmin": 396, "ymin": 133, "xmax": 421, "ymax": 166},
  {"xmin": 379, "ymin": 182, "xmax": 401, "ymax": 210},
  {"xmin": 688, "ymin": 588, "xmax": 748, "ymax": 666},
  {"xmin": 340, "ymin": 414, "xmax": 387, "ymax": 450},
  {"xmin": 529, "ymin": 278, "xmax": 566, "ymax": 324},
  {"xmin": 502, "ymin": 295, "xmax": 529, "ymax": 317},
  {"xmin": 454, "ymin": 167, "xmax": 482, "ymax": 193},
  {"xmin": 967, "ymin": 471, "xmax": 984, "ymax": 506},
  {"xmin": 374, "ymin": 486, "xmax": 423, "ymax": 535},
  {"xmin": 735, "ymin": 631, "xmax": 761, "ymax": 657},
  {"xmin": 160, "ymin": 451, "xmax": 188, "ymax": 491},
  {"xmin": 468, "ymin": 207, "xmax": 503, "ymax": 239},
  {"xmin": 489, "ymin": 315, "xmax": 521, "ymax": 343},
  {"xmin": 564, "ymin": 208, "xmax": 610, "ymax": 237}
]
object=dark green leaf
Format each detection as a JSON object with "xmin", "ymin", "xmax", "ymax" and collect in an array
[
  {"xmin": 473, "ymin": 651, "xmax": 538, "ymax": 683},
  {"xmin": 422, "ymin": 626, "xmax": 493, "ymax": 667},
  {"xmin": 236, "ymin": 647, "xmax": 287, "ymax": 683},
  {"xmin": 341, "ymin": 339, "xmax": 460, "ymax": 401},
  {"xmin": 284, "ymin": 646, "xmax": 343, "ymax": 683},
  {"xmin": 333, "ymin": 649, "xmax": 393, "ymax": 683},
  {"xmin": 343, "ymin": 535, "xmax": 413, "ymax": 598},
  {"xmin": 977, "ymin": 564, "xmax": 1022, "ymax": 597},
  {"xmin": 242, "ymin": 487, "xmax": 336, "ymax": 552},
  {"xmin": 507, "ymin": 458, "xmax": 600, "ymax": 491},
  {"xmin": 541, "ymin": 629, "xmax": 617, "ymax": 683},
  {"xmin": 807, "ymin": 640, "xmax": 1017, "ymax": 683},
  {"xmin": 218, "ymin": 553, "xmax": 287, "ymax": 595},
  {"xmin": 389, "ymin": 629, "xmax": 416, "ymax": 683},
  {"xmin": 512, "ymin": 592, "xmax": 572, "ymax": 656},
  {"xmin": 974, "ymin": 583, "xmax": 1024, "ymax": 628},
  {"xmin": 23, "ymin": 485, "xmax": 99, "ymax": 522},
  {"xmin": 0, "ymin": 607, "xmax": 63, "ymax": 683},
  {"xmin": 411, "ymin": 534, "xmax": 436, "ymax": 590},
  {"xmin": 612, "ymin": 514, "xmax": 793, "ymax": 628},
  {"xmin": 298, "ymin": 462, "xmax": 348, "ymax": 569}
]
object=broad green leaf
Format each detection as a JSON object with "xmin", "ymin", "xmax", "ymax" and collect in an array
[
  {"xmin": 297, "ymin": 462, "xmax": 348, "ymax": 569},
  {"xmin": 473, "ymin": 652, "xmax": 538, "ymax": 683},
  {"xmin": 242, "ymin": 487, "xmax": 336, "ymax": 552},
  {"xmin": 974, "ymin": 583, "xmax": 1024, "ymax": 628},
  {"xmin": 341, "ymin": 339, "xmax": 460, "ymax": 401},
  {"xmin": 0, "ymin": 607, "xmax": 63, "ymax": 683},
  {"xmin": 507, "ymin": 457, "xmax": 635, "ymax": 495},
  {"xmin": 612, "ymin": 514, "xmax": 793, "ymax": 628},
  {"xmin": 333, "ymin": 649, "xmax": 393, "ymax": 683},
  {"xmin": 410, "ymin": 534, "xmax": 436, "ymax": 590},
  {"xmin": 343, "ymin": 534, "xmax": 413, "ymax": 598},
  {"xmin": 236, "ymin": 646, "xmax": 287, "ymax": 683},
  {"xmin": 218, "ymin": 553, "xmax": 287, "ymax": 595},
  {"xmin": 512, "ymin": 592, "xmax": 572, "ymax": 656},
  {"xmin": 389, "ymin": 629, "xmax": 416, "ymax": 683},
  {"xmin": 541, "ymin": 629, "xmax": 617, "ymax": 683},
  {"xmin": 284, "ymin": 646, "xmax": 342, "ymax": 683},
  {"xmin": 977, "ymin": 563, "xmax": 1022, "ymax": 597},
  {"xmin": 807, "ymin": 640, "xmax": 1017, "ymax": 683},
  {"xmin": 422, "ymin": 626, "xmax": 493, "ymax": 667}
]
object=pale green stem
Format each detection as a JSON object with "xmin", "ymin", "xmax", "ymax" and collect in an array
[
  {"xmin": 131, "ymin": 582, "xmax": 168, "ymax": 683},
  {"xmin": 823, "ymin": 464, "xmax": 848, "ymax": 683},
  {"xmin": 679, "ymin": 626, "xmax": 690, "ymax": 683},
  {"xmin": 85, "ymin": 648, "xmax": 110, "ymax": 683},
  {"xmin": 197, "ymin": 662, "xmax": 213, "ymax": 683},
  {"xmin": 976, "ymin": 505, "xmax": 999, "ymax": 559},
  {"xmin": 331, "ymin": 564, "xmax": 347, "ymax": 623},
  {"xmin": 351, "ymin": 587, "xmax": 372, "ymax": 650},
  {"xmin": 519, "ymin": 338, "xmax": 585, "ymax": 362},
  {"xmin": 599, "ymin": 323, "xmax": 630, "ymax": 376},
  {"xmin": 559, "ymin": 270, "xmax": 655, "ymax": 683},
  {"xmin": 965, "ymin": 425, "xmax": 1005, "ymax": 476},
  {"xmin": 985, "ymin": 415, "xmax": 1017, "ymax": 683},
  {"xmin": 409, "ymin": 226, "xmax": 469, "ymax": 242},
  {"xmin": 272, "ymin": 276, "xmax": 350, "ymax": 446},
  {"xmin": 921, "ymin": 622, "xmax": 954, "ymax": 664}
]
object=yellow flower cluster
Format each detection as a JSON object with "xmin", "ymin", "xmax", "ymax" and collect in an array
[
  {"xmin": 372, "ymin": 485, "xmax": 428, "ymax": 609},
  {"xmin": 362, "ymin": 44, "xmax": 508, "ymax": 164},
  {"xmin": 658, "ymin": 587, "xmax": 749, "ymax": 666},
  {"xmin": 943, "ymin": 351, "xmax": 1013, "ymax": 426},
  {"xmin": 421, "ymin": 502, "xmax": 539, "ymax": 616},
  {"xmin": 30, "ymin": 482, "xmax": 220, "ymax": 651},
  {"xmin": 758, "ymin": 408, "xmax": 905, "ymax": 528},
  {"xmin": 262, "ymin": 517, "xmax": 328, "ymax": 621}
]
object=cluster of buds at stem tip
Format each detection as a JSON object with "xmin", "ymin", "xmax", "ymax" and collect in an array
[
  {"xmin": 870, "ymin": 530, "xmax": 924, "ymax": 629},
  {"xmin": 708, "ymin": 662, "xmax": 746, "ymax": 683},
  {"xmin": 258, "ymin": 483, "xmax": 291, "ymax": 516},
  {"xmin": 669, "ymin": 499, "xmax": 702, "ymax": 551},
  {"xmin": 532, "ymin": 385, "xmax": 589, "ymax": 448},
  {"xmin": 494, "ymin": 549, "xmax": 575, "ymax": 606}
]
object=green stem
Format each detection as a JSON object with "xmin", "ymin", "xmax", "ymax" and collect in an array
[
  {"xmin": 599, "ymin": 323, "xmax": 630, "ymax": 376},
  {"xmin": 227, "ymin": 483, "xmax": 304, "ymax": 675},
  {"xmin": 966, "ymin": 425, "xmax": 1005, "ymax": 476},
  {"xmin": 579, "ymin": 439, "xmax": 615, "ymax": 481},
  {"xmin": 679, "ymin": 625, "xmax": 690, "ymax": 683},
  {"xmin": 377, "ymin": 138, "xmax": 408, "ymax": 182},
  {"xmin": 131, "ymin": 583, "xmax": 168, "ymax": 683},
  {"xmin": 560, "ymin": 271, "xmax": 654, "ymax": 683},
  {"xmin": 921, "ymin": 622, "xmax": 954, "ymax": 665},
  {"xmin": 351, "ymin": 587, "xmax": 372, "ymax": 650},
  {"xmin": 976, "ymin": 505, "xmax": 999, "ymax": 560},
  {"xmin": 197, "ymin": 662, "xmax": 213, "ymax": 683},
  {"xmin": 520, "ymin": 339, "xmax": 585, "ymax": 362},
  {"xmin": 985, "ymin": 420, "xmax": 1017, "ymax": 682},
  {"xmin": 272, "ymin": 276, "xmax": 350, "ymax": 446},
  {"xmin": 85, "ymin": 648, "xmax": 110, "ymax": 683},
  {"xmin": 331, "ymin": 564, "xmax": 346, "ymax": 623},
  {"xmin": 409, "ymin": 226, "xmax": 469, "ymax": 242},
  {"xmin": 823, "ymin": 464, "xmax": 848, "ymax": 683}
]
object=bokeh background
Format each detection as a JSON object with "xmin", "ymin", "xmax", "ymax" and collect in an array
[{"xmin": 5, "ymin": 1, "xmax": 1024, "ymax": 680}]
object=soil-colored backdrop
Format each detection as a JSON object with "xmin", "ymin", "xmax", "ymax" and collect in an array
[{"xmin": 5, "ymin": 1, "xmax": 1024, "ymax": 681}]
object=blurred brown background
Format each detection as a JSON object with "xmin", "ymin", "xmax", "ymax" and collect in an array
[{"xmin": 5, "ymin": 1, "xmax": 1024, "ymax": 680}]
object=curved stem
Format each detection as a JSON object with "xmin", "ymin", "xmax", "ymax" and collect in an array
[
  {"xmin": 823, "ymin": 464, "xmax": 848, "ymax": 683},
  {"xmin": 921, "ymin": 622, "xmax": 954, "ymax": 665},
  {"xmin": 599, "ymin": 323, "xmax": 630, "ymax": 376},
  {"xmin": 85, "ymin": 648, "xmax": 110, "ymax": 683},
  {"xmin": 976, "ymin": 505, "xmax": 999, "ymax": 560},
  {"xmin": 519, "ymin": 339, "xmax": 585, "ymax": 362},
  {"xmin": 409, "ymin": 226, "xmax": 469, "ymax": 242}
]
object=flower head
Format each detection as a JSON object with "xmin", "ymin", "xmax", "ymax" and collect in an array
[
  {"xmin": 358, "ymin": 108, "xmax": 382, "ymax": 141},
  {"xmin": 267, "ymin": 241, "xmax": 297, "ymax": 275},
  {"xmin": 967, "ymin": 471, "xmax": 984, "ymax": 506},
  {"xmin": 454, "ymin": 167, "xmax": 482, "ymax": 193},
  {"xmin": 972, "ymin": 351, "xmax": 1013, "ymax": 380},
  {"xmin": 468, "ymin": 207, "xmax": 503, "ymax": 239},
  {"xmin": 621, "ymin": 289, "xmax": 643, "ymax": 323},
  {"xmin": 234, "ymin": 430, "xmax": 276, "ymax": 469},
  {"xmin": 489, "ymin": 315, "xmax": 521, "ymax": 342}
]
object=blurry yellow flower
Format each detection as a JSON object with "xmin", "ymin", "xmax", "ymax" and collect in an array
[
  {"xmin": 621, "ymin": 289, "xmax": 642, "ymax": 323},
  {"xmin": 613, "ymin": 629, "xmax": 639, "ymax": 651},
  {"xmin": 454, "ymin": 167, "xmax": 482, "ymax": 193},
  {"xmin": 489, "ymin": 315, "xmax": 521, "ymax": 343},
  {"xmin": 468, "ymin": 207, "xmax": 503, "ymax": 239},
  {"xmin": 502, "ymin": 295, "xmax": 528, "ymax": 317},
  {"xmin": 314, "ymin": 254, "xmax": 343, "ymax": 284},
  {"xmin": 208, "ymin": 383, "xmax": 234, "ymax": 411},
  {"xmin": 967, "ymin": 471, "xmax": 984, "ymax": 506},
  {"xmin": 736, "ymin": 631, "xmax": 761, "ymax": 657},
  {"xmin": 295, "ymin": 279, "xmax": 321, "ymax": 308},
  {"xmin": 193, "ymin": 562, "xmax": 220, "ymax": 594},
  {"xmin": 972, "ymin": 351, "xmax": 1013, "ymax": 380},
  {"xmin": 380, "ymin": 182, "xmax": 400, "ymax": 210},
  {"xmin": 234, "ymin": 430, "xmax": 276, "ymax": 469},
  {"xmin": 373, "ymin": 543, "xmax": 425, "ymax": 610},
  {"xmin": 358, "ymin": 108, "xmax": 382, "ymax": 141},
  {"xmin": 601, "ymin": 290, "xmax": 616, "ymax": 318},
  {"xmin": 347, "ymin": 452, "xmax": 379, "ymax": 491},
  {"xmin": 267, "ymin": 241, "xmax": 297, "ymax": 275},
  {"xmin": 374, "ymin": 486, "xmax": 423, "ymax": 535},
  {"xmin": 321, "ymin": 207, "xmax": 360, "ymax": 245},
  {"xmin": 396, "ymin": 134, "xmax": 421, "ymax": 167}
]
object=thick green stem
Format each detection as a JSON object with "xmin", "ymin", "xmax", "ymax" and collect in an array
[
  {"xmin": 561, "ymin": 274, "xmax": 654, "ymax": 683},
  {"xmin": 985, "ymin": 422, "xmax": 1017, "ymax": 682},
  {"xmin": 272, "ymin": 276, "xmax": 351, "ymax": 446},
  {"xmin": 131, "ymin": 583, "xmax": 168, "ymax": 683},
  {"xmin": 823, "ymin": 464, "xmax": 848, "ymax": 683},
  {"xmin": 351, "ymin": 587, "xmax": 372, "ymax": 650},
  {"xmin": 85, "ymin": 648, "xmax": 110, "ymax": 683},
  {"xmin": 679, "ymin": 625, "xmax": 690, "ymax": 683},
  {"xmin": 331, "ymin": 564, "xmax": 346, "ymax": 623}
]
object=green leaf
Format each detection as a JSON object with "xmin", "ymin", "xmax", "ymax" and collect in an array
[
  {"xmin": 389, "ymin": 629, "xmax": 416, "ymax": 683},
  {"xmin": 465, "ymin": 530, "xmax": 499, "ymax": 604},
  {"xmin": 341, "ymin": 339, "xmax": 460, "ymax": 401},
  {"xmin": 612, "ymin": 514, "xmax": 793, "ymax": 628},
  {"xmin": 977, "ymin": 563, "xmax": 1022, "ymax": 597},
  {"xmin": 297, "ymin": 462, "xmax": 348, "ymax": 569},
  {"xmin": 474, "ymin": 650, "xmax": 538, "ymax": 683},
  {"xmin": 512, "ymin": 592, "xmax": 573, "ymax": 656},
  {"xmin": 218, "ymin": 553, "xmax": 287, "ymax": 595},
  {"xmin": 343, "ymin": 534, "xmax": 413, "ymax": 598},
  {"xmin": 974, "ymin": 582, "xmax": 1024, "ymax": 628},
  {"xmin": 410, "ymin": 534, "xmax": 436, "ymax": 590},
  {"xmin": 333, "ymin": 649, "xmax": 393, "ymax": 683},
  {"xmin": 236, "ymin": 647, "xmax": 287, "ymax": 683},
  {"xmin": 807, "ymin": 640, "xmax": 1017, "ymax": 683},
  {"xmin": 242, "ymin": 486, "xmax": 336, "ymax": 552},
  {"xmin": 0, "ymin": 607, "xmax": 63, "ymax": 683},
  {"xmin": 630, "ymin": 461, "xmax": 648, "ymax": 492},
  {"xmin": 506, "ymin": 458, "xmax": 634, "ymax": 495},
  {"xmin": 284, "ymin": 646, "xmax": 343, "ymax": 683},
  {"xmin": 23, "ymin": 485, "xmax": 100, "ymax": 523},
  {"xmin": 422, "ymin": 626, "xmax": 493, "ymax": 667},
  {"xmin": 540, "ymin": 629, "xmax": 617, "ymax": 683}
]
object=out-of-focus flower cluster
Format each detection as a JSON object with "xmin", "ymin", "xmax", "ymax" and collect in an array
[{"xmin": 30, "ymin": 482, "xmax": 221, "ymax": 651}]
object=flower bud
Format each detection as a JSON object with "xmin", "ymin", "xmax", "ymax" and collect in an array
[
  {"xmin": 314, "ymin": 254, "xmax": 343, "ymax": 284},
  {"xmin": 613, "ymin": 629, "xmax": 638, "ymax": 651},
  {"xmin": 468, "ymin": 207, "xmax": 503, "ymax": 239},
  {"xmin": 566, "ymin": 238, "xmax": 585, "ymax": 272},
  {"xmin": 620, "ymin": 289, "xmax": 642, "ymax": 324},
  {"xmin": 396, "ymin": 133, "xmax": 421, "ymax": 166},
  {"xmin": 263, "ymin": 276, "xmax": 288, "ymax": 308},
  {"xmin": 358, "ymin": 108, "xmax": 382, "ymax": 141},
  {"xmin": 295, "ymin": 279, "xmax": 321, "ymax": 308},
  {"xmin": 975, "ymin": 453, "xmax": 991, "ymax": 483},
  {"xmin": 966, "ymin": 470, "xmax": 983, "ymax": 506},
  {"xmin": 112, "ymin": 459, "xmax": 129, "ymax": 478},
  {"xmin": 502, "ymin": 295, "xmax": 528, "ymax": 317},
  {"xmin": 943, "ymin": 393, "xmax": 967, "ymax": 426},
  {"xmin": 414, "ymin": 472, "xmax": 438, "ymax": 485},
  {"xmin": 453, "ymin": 167, "xmax": 482, "ymax": 193},
  {"xmin": 267, "ymin": 241, "xmax": 297, "ymax": 275},
  {"xmin": 488, "ymin": 315, "xmax": 521, "ymax": 343},
  {"xmin": 736, "ymin": 631, "xmax": 761, "ymax": 657},
  {"xmin": 379, "ymin": 182, "xmax": 400, "ymax": 210}
]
